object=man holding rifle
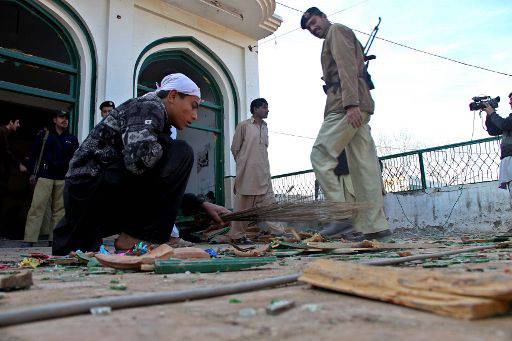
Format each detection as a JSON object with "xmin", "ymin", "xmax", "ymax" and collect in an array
[{"xmin": 301, "ymin": 7, "xmax": 390, "ymax": 240}]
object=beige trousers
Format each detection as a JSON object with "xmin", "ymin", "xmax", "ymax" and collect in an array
[
  {"xmin": 24, "ymin": 178, "xmax": 65, "ymax": 242},
  {"xmin": 311, "ymin": 111, "xmax": 388, "ymax": 234},
  {"xmin": 227, "ymin": 185, "xmax": 284, "ymax": 239},
  {"xmin": 338, "ymin": 174, "xmax": 356, "ymax": 203}
]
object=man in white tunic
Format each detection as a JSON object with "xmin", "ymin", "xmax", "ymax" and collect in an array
[{"xmin": 227, "ymin": 98, "xmax": 283, "ymax": 241}]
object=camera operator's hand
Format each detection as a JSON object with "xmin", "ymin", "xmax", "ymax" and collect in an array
[
  {"xmin": 484, "ymin": 103, "xmax": 495, "ymax": 116},
  {"xmin": 346, "ymin": 106, "xmax": 364, "ymax": 128}
]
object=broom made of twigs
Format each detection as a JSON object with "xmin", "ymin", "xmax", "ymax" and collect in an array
[{"xmin": 220, "ymin": 201, "xmax": 370, "ymax": 223}]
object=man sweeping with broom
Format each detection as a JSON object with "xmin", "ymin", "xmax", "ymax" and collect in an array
[
  {"xmin": 301, "ymin": 7, "xmax": 391, "ymax": 241},
  {"xmin": 52, "ymin": 73, "xmax": 230, "ymax": 255}
]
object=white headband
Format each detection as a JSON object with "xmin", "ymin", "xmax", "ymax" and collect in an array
[{"xmin": 155, "ymin": 73, "xmax": 201, "ymax": 98}]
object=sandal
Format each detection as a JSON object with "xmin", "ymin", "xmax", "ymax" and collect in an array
[{"xmin": 167, "ymin": 237, "xmax": 195, "ymax": 248}]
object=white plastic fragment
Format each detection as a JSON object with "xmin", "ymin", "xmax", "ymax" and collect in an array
[
  {"xmin": 265, "ymin": 300, "xmax": 295, "ymax": 315},
  {"xmin": 90, "ymin": 306, "xmax": 112, "ymax": 315},
  {"xmin": 239, "ymin": 308, "xmax": 257, "ymax": 317},
  {"xmin": 301, "ymin": 303, "xmax": 321, "ymax": 312}
]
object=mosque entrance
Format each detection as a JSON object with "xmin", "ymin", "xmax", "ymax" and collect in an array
[{"xmin": 0, "ymin": 0, "xmax": 80, "ymax": 239}]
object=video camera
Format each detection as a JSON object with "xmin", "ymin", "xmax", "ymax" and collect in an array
[{"xmin": 469, "ymin": 95, "xmax": 500, "ymax": 111}]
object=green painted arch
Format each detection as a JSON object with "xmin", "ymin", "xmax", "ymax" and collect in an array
[
  {"xmin": 139, "ymin": 50, "xmax": 224, "ymax": 106},
  {"xmin": 48, "ymin": 0, "xmax": 98, "ymax": 132},
  {"xmin": 7, "ymin": 0, "xmax": 98, "ymax": 134},
  {"xmin": 15, "ymin": 0, "xmax": 80, "ymax": 67},
  {"xmin": 3, "ymin": 0, "xmax": 83, "ymax": 132},
  {"xmin": 133, "ymin": 36, "xmax": 239, "ymax": 126},
  {"xmin": 137, "ymin": 49, "xmax": 226, "ymax": 205}
]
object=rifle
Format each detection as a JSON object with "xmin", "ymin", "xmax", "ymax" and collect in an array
[
  {"xmin": 322, "ymin": 17, "xmax": 383, "ymax": 94},
  {"xmin": 362, "ymin": 17, "xmax": 381, "ymax": 90}
]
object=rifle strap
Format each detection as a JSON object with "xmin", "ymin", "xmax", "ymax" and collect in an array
[{"xmin": 33, "ymin": 130, "xmax": 50, "ymax": 177}]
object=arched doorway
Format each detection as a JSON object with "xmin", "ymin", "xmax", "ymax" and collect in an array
[
  {"xmin": 137, "ymin": 51, "xmax": 225, "ymax": 205},
  {"xmin": 0, "ymin": 0, "xmax": 80, "ymax": 131},
  {"xmin": 0, "ymin": 0, "xmax": 81, "ymax": 239}
]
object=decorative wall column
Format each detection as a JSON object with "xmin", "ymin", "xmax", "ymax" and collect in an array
[
  {"xmin": 104, "ymin": 0, "xmax": 134, "ymax": 110},
  {"xmin": 243, "ymin": 45, "xmax": 260, "ymax": 119}
]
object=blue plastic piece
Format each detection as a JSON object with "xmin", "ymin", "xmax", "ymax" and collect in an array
[
  {"xmin": 205, "ymin": 248, "xmax": 218, "ymax": 257},
  {"xmin": 99, "ymin": 245, "xmax": 110, "ymax": 255}
]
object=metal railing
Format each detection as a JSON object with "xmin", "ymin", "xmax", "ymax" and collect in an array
[
  {"xmin": 271, "ymin": 170, "xmax": 319, "ymax": 202},
  {"xmin": 271, "ymin": 137, "xmax": 501, "ymax": 201}
]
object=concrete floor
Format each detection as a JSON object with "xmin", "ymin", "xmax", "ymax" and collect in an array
[{"xmin": 1, "ymin": 236, "xmax": 512, "ymax": 341}]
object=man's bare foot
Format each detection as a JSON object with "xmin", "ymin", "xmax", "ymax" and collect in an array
[
  {"xmin": 114, "ymin": 233, "xmax": 142, "ymax": 251},
  {"xmin": 168, "ymin": 237, "xmax": 194, "ymax": 248}
]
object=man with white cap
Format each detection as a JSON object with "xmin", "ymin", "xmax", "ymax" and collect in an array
[{"xmin": 52, "ymin": 73, "xmax": 229, "ymax": 255}]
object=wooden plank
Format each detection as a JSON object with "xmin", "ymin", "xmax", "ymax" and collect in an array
[
  {"xmin": 140, "ymin": 264, "xmax": 155, "ymax": 272},
  {"xmin": 271, "ymin": 241, "xmax": 310, "ymax": 249},
  {"xmin": 95, "ymin": 254, "xmax": 143, "ymax": 270},
  {"xmin": 233, "ymin": 245, "xmax": 270, "ymax": 257},
  {"xmin": 331, "ymin": 248, "xmax": 383, "ymax": 254},
  {"xmin": 95, "ymin": 244, "xmax": 176, "ymax": 270},
  {"xmin": 307, "ymin": 242, "xmax": 438, "ymax": 250},
  {"xmin": 299, "ymin": 259, "xmax": 511, "ymax": 319}
]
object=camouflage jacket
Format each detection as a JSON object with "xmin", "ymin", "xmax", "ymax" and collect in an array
[{"xmin": 66, "ymin": 93, "xmax": 170, "ymax": 179}]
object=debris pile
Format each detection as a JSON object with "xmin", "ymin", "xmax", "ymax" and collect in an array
[{"xmin": 0, "ymin": 231, "xmax": 511, "ymax": 327}]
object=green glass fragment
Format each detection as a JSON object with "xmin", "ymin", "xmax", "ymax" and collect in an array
[{"xmin": 155, "ymin": 257, "xmax": 277, "ymax": 274}]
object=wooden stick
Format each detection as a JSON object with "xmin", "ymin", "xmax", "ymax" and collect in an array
[{"xmin": 365, "ymin": 242, "xmax": 511, "ymax": 266}]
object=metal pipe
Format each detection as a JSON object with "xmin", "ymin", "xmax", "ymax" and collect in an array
[
  {"xmin": 0, "ymin": 274, "xmax": 300, "ymax": 327},
  {"xmin": 365, "ymin": 241, "xmax": 510, "ymax": 266}
]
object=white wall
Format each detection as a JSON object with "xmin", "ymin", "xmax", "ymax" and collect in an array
[
  {"xmin": 104, "ymin": 0, "xmax": 135, "ymax": 106},
  {"xmin": 132, "ymin": 0, "xmax": 262, "ymax": 178},
  {"xmin": 49, "ymin": 0, "xmax": 271, "ymax": 208},
  {"xmin": 56, "ymin": 0, "xmax": 263, "ymax": 177},
  {"xmin": 384, "ymin": 181, "xmax": 512, "ymax": 233},
  {"xmin": 40, "ymin": 0, "xmax": 107, "ymax": 140}
]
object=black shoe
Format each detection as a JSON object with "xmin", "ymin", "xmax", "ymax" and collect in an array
[
  {"xmin": 320, "ymin": 222, "xmax": 354, "ymax": 238},
  {"xmin": 339, "ymin": 231, "xmax": 363, "ymax": 241},
  {"xmin": 353, "ymin": 229, "xmax": 392, "ymax": 242}
]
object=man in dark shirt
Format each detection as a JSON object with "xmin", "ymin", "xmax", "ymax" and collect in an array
[
  {"xmin": 24, "ymin": 111, "xmax": 79, "ymax": 245},
  {"xmin": 0, "ymin": 114, "xmax": 27, "ymax": 234},
  {"xmin": 0, "ymin": 114, "xmax": 25, "ymax": 186},
  {"xmin": 52, "ymin": 73, "xmax": 229, "ymax": 255},
  {"xmin": 485, "ymin": 92, "xmax": 512, "ymax": 205}
]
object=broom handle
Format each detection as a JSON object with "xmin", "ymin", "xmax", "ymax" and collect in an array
[{"xmin": 219, "ymin": 201, "xmax": 364, "ymax": 222}]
